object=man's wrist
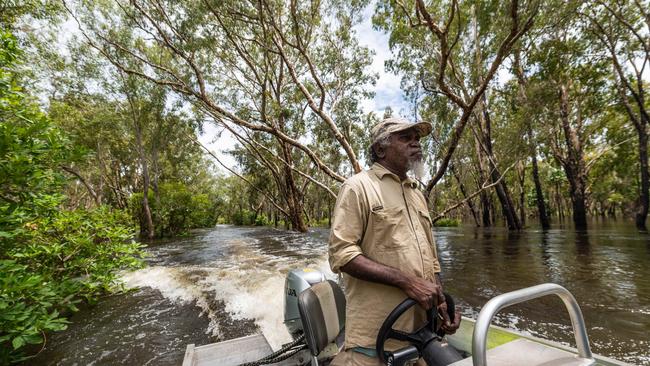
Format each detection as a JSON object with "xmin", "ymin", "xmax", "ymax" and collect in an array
[{"xmin": 393, "ymin": 270, "xmax": 412, "ymax": 290}]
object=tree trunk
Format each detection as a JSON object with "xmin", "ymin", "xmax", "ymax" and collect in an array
[
  {"xmin": 479, "ymin": 98, "xmax": 522, "ymax": 230},
  {"xmin": 95, "ymin": 142, "xmax": 105, "ymax": 205},
  {"xmin": 135, "ymin": 121, "xmax": 155, "ymax": 239},
  {"xmin": 451, "ymin": 163, "xmax": 480, "ymax": 227},
  {"xmin": 513, "ymin": 50, "xmax": 550, "ymax": 229},
  {"xmin": 472, "ymin": 132, "xmax": 492, "ymax": 226},
  {"xmin": 516, "ymin": 162, "xmax": 526, "ymax": 227},
  {"xmin": 278, "ymin": 135, "xmax": 307, "ymax": 232},
  {"xmin": 151, "ymin": 143, "xmax": 161, "ymax": 228},
  {"xmin": 531, "ymin": 153, "xmax": 550, "ymax": 229},
  {"xmin": 490, "ymin": 166, "xmax": 522, "ymax": 230},
  {"xmin": 555, "ymin": 182, "xmax": 564, "ymax": 221},
  {"xmin": 327, "ymin": 199, "xmax": 332, "ymax": 227},
  {"xmin": 568, "ymin": 176, "xmax": 588, "ymax": 229},
  {"xmin": 480, "ymin": 192, "xmax": 492, "ymax": 227},
  {"xmin": 635, "ymin": 123, "xmax": 649, "ymax": 230},
  {"xmin": 558, "ymin": 84, "xmax": 588, "ymax": 230}
]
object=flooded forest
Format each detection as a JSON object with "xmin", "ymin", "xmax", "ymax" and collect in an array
[{"xmin": 1, "ymin": 0, "xmax": 649, "ymax": 365}]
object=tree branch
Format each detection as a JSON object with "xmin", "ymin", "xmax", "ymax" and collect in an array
[{"xmin": 431, "ymin": 161, "xmax": 517, "ymax": 222}]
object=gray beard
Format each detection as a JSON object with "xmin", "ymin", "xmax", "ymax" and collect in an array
[{"xmin": 408, "ymin": 159, "xmax": 426, "ymax": 181}]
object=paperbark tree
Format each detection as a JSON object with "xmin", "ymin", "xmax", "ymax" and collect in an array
[
  {"xmin": 513, "ymin": 50, "xmax": 551, "ymax": 229},
  {"xmin": 64, "ymin": 0, "xmax": 374, "ymax": 231},
  {"xmin": 584, "ymin": 0, "xmax": 650, "ymax": 230},
  {"xmin": 555, "ymin": 83, "xmax": 589, "ymax": 229},
  {"xmin": 374, "ymin": 0, "xmax": 538, "ymax": 200},
  {"xmin": 534, "ymin": 57, "xmax": 609, "ymax": 230}
]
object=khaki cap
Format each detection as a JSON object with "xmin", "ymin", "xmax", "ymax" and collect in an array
[{"xmin": 370, "ymin": 117, "xmax": 432, "ymax": 145}]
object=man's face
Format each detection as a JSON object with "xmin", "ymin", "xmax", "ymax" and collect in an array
[{"xmin": 381, "ymin": 128, "xmax": 423, "ymax": 173}]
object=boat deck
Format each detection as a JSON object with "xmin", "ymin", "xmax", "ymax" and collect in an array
[
  {"xmin": 182, "ymin": 318, "xmax": 633, "ymax": 366},
  {"xmin": 450, "ymin": 338, "xmax": 594, "ymax": 366},
  {"xmin": 182, "ymin": 334, "xmax": 312, "ymax": 366}
]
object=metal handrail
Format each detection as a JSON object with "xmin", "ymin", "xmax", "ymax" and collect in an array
[{"xmin": 472, "ymin": 283, "xmax": 594, "ymax": 366}]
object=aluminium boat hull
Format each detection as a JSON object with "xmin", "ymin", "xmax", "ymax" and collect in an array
[{"xmin": 182, "ymin": 317, "xmax": 633, "ymax": 366}]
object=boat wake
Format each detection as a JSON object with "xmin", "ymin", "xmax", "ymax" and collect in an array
[{"xmin": 122, "ymin": 228, "xmax": 334, "ymax": 350}]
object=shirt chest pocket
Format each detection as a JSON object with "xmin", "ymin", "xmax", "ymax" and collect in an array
[
  {"xmin": 417, "ymin": 209, "xmax": 433, "ymax": 234},
  {"xmin": 367, "ymin": 206, "xmax": 411, "ymax": 253}
]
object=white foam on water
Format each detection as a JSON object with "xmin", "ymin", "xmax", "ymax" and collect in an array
[
  {"xmin": 121, "ymin": 266, "xmax": 224, "ymax": 339},
  {"xmin": 201, "ymin": 256, "xmax": 333, "ymax": 350},
  {"xmin": 122, "ymin": 266, "xmax": 200, "ymax": 303},
  {"xmin": 121, "ymin": 245, "xmax": 334, "ymax": 351},
  {"xmin": 202, "ymin": 270, "xmax": 292, "ymax": 349}
]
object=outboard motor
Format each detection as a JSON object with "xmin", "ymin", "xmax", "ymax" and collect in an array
[{"xmin": 283, "ymin": 268, "xmax": 326, "ymax": 336}]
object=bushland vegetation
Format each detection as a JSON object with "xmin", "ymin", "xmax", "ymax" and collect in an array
[
  {"xmin": 52, "ymin": 0, "xmax": 648, "ymax": 232},
  {"xmin": 0, "ymin": 28, "xmax": 145, "ymax": 362},
  {"xmin": 1, "ymin": 4, "xmax": 214, "ymax": 363},
  {"xmin": 2, "ymin": 0, "xmax": 649, "ymax": 362}
]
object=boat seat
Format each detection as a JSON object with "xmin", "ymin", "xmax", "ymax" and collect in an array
[{"xmin": 297, "ymin": 280, "xmax": 346, "ymax": 366}]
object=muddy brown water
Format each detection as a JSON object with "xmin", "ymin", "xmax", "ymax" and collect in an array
[{"xmin": 27, "ymin": 222, "xmax": 650, "ymax": 365}]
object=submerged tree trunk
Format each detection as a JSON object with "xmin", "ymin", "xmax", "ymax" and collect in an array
[
  {"xmin": 531, "ymin": 152, "xmax": 550, "ymax": 229},
  {"xmin": 472, "ymin": 132, "xmax": 492, "ymax": 227},
  {"xmin": 555, "ymin": 182, "xmax": 564, "ymax": 221},
  {"xmin": 557, "ymin": 84, "xmax": 588, "ymax": 230},
  {"xmin": 516, "ymin": 161, "xmax": 526, "ymax": 227},
  {"xmin": 280, "ymin": 147, "xmax": 307, "ymax": 232},
  {"xmin": 478, "ymin": 97, "xmax": 522, "ymax": 230},
  {"xmin": 636, "ymin": 128, "xmax": 649, "ymax": 230},
  {"xmin": 513, "ymin": 52, "xmax": 551, "ymax": 230}
]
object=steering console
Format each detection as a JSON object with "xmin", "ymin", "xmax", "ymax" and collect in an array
[{"xmin": 375, "ymin": 294, "xmax": 463, "ymax": 366}]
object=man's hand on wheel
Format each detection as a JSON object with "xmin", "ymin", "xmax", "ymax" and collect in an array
[
  {"xmin": 438, "ymin": 305, "xmax": 461, "ymax": 334},
  {"xmin": 400, "ymin": 276, "xmax": 444, "ymax": 310}
]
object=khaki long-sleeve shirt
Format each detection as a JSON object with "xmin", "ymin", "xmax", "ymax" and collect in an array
[{"xmin": 328, "ymin": 163, "xmax": 441, "ymax": 351}]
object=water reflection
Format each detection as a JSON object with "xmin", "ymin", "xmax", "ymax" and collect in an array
[
  {"xmin": 574, "ymin": 230, "xmax": 591, "ymax": 258},
  {"xmin": 440, "ymin": 221, "xmax": 649, "ymax": 365},
  {"xmin": 502, "ymin": 231, "xmax": 522, "ymax": 258}
]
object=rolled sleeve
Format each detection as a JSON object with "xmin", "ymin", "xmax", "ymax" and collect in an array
[{"xmin": 328, "ymin": 183, "xmax": 367, "ymax": 273}]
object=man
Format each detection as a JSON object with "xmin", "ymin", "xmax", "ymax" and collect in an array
[{"xmin": 328, "ymin": 117, "xmax": 461, "ymax": 366}]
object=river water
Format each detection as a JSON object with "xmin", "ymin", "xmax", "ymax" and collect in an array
[{"xmin": 28, "ymin": 222, "xmax": 650, "ymax": 365}]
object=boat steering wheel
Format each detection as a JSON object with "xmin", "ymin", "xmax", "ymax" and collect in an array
[{"xmin": 375, "ymin": 294, "xmax": 462, "ymax": 366}]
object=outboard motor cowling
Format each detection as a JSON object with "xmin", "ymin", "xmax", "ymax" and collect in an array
[{"xmin": 283, "ymin": 268, "xmax": 326, "ymax": 336}]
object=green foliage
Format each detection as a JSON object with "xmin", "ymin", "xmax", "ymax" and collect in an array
[
  {"xmin": 0, "ymin": 260, "xmax": 69, "ymax": 363},
  {"xmin": 433, "ymin": 218, "xmax": 460, "ymax": 227},
  {"xmin": 230, "ymin": 209, "xmax": 257, "ymax": 226},
  {"xmin": 0, "ymin": 31, "xmax": 69, "ymax": 240},
  {"xmin": 0, "ymin": 1, "xmax": 64, "ymax": 30},
  {"xmin": 1, "ymin": 30, "xmax": 145, "ymax": 364},
  {"xmin": 13, "ymin": 207, "xmax": 145, "ymax": 296},
  {"xmin": 254, "ymin": 215, "xmax": 270, "ymax": 227},
  {"xmin": 1, "ymin": 207, "xmax": 144, "ymax": 364},
  {"xmin": 130, "ymin": 182, "xmax": 220, "ymax": 237}
]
